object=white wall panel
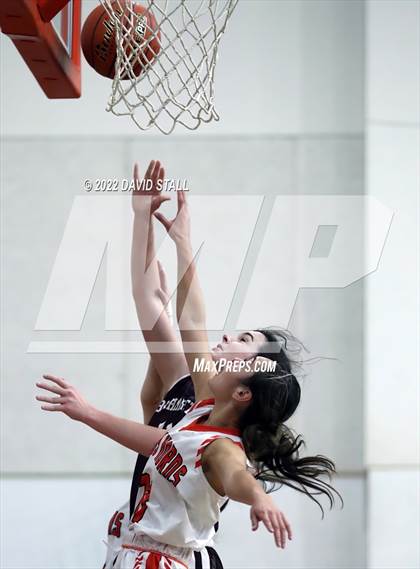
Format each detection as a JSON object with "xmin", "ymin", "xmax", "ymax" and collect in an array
[
  {"xmin": 297, "ymin": 136, "xmax": 364, "ymax": 194},
  {"xmin": 367, "ymin": 0, "xmax": 420, "ymax": 124},
  {"xmin": 1, "ymin": 475, "xmax": 364, "ymax": 569},
  {"xmin": 300, "ymin": 0, "xmax": 365, "ymax": 134},
  {"xmin": 216, "ymin": 476, "xmax": 365, "ymax": 568},
  {"xmin": 1, "ymin": 139, "xmax": 130, "ymax": 472},
  {"xmin": 1, "ymin": 477, "xmax": 129, "ymax": 569},
  {"xmin": 365, "ymin": 125, "xmax": 419, "ymax": 466},
  {"xmin": 368, "ymin": 469, "xmax": 420, "ymax": 569},
  {"xmin": 366, "ymin": 4, "xmax": 419, "ymax": 569}
]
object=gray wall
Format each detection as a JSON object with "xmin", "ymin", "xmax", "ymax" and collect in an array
[{"xmin": 366, "ymin": 1, "xmax": 420, "ymax": 568}]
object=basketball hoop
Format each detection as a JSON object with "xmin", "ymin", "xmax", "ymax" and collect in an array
[{"xmin": 99, "ymin": 0, "xmax": 238, "ymax": 134}]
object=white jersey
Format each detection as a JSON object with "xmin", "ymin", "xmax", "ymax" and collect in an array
[{"xmin": 129, "ymin": 399, "xmax": 243, "ymax": 551}]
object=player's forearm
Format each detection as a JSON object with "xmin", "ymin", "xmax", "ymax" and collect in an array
[
  {"xmin": 175, "ymin": 237, "xmax": 206, "ymax": 329},
  {"xmin": 84, "ymin": 406, "xmax": 165, "ymax": 455},
  {"xmin": 132, "ymin": 206, "xmax": 159, "ymax": 293},
  {"xmin": 131, "ymin": 209, "xmax": 159, "ymax": 295},
  {"xmin": 224, "ymin": 469, "xmax": 265, "ymax": 506},
  {"xmin": 131, "ymin": 210, "xmax": 165, "ymax": 330}
]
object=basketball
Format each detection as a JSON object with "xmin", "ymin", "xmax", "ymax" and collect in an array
[{"xmin": 81, "ymin": 2, "xmax": 161, "ymax": 79}]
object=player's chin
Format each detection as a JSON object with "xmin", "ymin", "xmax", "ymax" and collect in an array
[
  {"xmin": 210, "ymin": 349, "xmax": 223, "ymax": 361},
  {"xmin": 211, "ymin": 352, "xmax": 239, "ymax": 365}
]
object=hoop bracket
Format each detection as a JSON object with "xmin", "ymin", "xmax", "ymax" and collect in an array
[
  {"xmin": 0, "ymin": 0, "xmax": 81, "ymax": 98},
  {"xmin": 37, "ymin": 0, "xmax": 71, "ymax": 23}
]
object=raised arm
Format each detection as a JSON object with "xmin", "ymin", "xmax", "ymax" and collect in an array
[
  {"xmin": 140, "ymin": 360, "xmax": 164, "ymax": 424},
  {"xmin": 140, "ymin": 262, "xmax": 177, "ymax": 423},
  {"xmin": 202, "ymin": 438, "xmax": 293, "ymax": 549},
  {"xmin": 131, "ymin": 161, "xmax": 189, "ymax": 391},
  {"xmin": 36, "ymin": 375, "xmax": 165, "ymax": 455},
  {"xmin": 154, "ymin": 191, "xmax": 215, "ymax": 401}
]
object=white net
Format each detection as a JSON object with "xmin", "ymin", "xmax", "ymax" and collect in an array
[{"xmin": 99, "ymin": 0, "xmax": 238, "ymax": 134}]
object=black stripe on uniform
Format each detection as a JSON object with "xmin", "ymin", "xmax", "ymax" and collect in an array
[
  {"xmin": 207, "ymin": 547, "xmax": 224, "ymax": 569},
  {"xmin": 194, "ymin": 550, "xmax": 203, "ymax": 569}
]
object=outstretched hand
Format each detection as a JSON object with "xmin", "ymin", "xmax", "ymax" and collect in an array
[
  {"xmin": 36, "ymin": 375, "xmax": 94, "ymax": 423},
  {"xmin": 132, "ymin": 160, "xmax": 170, "ymax": 215},
  {"xmin": 154, "ymin": 189, "xmax": 190, "ymax": 244},
  {"xmin": 250, "ymin": 493, "xmax": 292, "ymax": 549}
]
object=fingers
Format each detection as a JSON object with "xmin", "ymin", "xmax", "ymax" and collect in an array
[
  {"xmin": 133, "ymin": 162, "xmax": 139, "ymax": 181},
  {"xmin": 135, "ymin": 160, "xmax": 180, "ymax": 200},
  {"xmin": 261, "ymin": 511, "xmax": 274, "ymax": 534},
  {"xmin": 273, "ymin": 511, "xmax": 292, "ymax": 549},
  {"xmin": 177, "ymin": 187, "xmax": 187, "ymax": 210},
  {"xmin": 40, "ymin": 404, "xmax": 63, "ymax": 412},
  {"xmin": 263, "ymin": 512, "xmax": 284, "ymax": 549},
  {"xmin": 253, "ymin": 508, "xmax": 292, "ymax": 549},
  {"xmin": 250, "ymin": 509, "xmax": 259, "ymax": 531},
  {"xmin": 154, "ymin": 195, "xmax": 171, "ymax": 208},
  {"xmin": 137, "ymin": 160, "xmax": 166, "ymax": 195},
  {"xmin": 36, "ymin": 395, "xmax": 65, "ymax": 405},
  {"xmin": 42, "ymin": 374, "xmax": 68, "ymax": 389},
  {"xmin": 144, "ymin": 160, "xmax": 154, "ymax": 180},
  {"xmin": 269, "ymin": 511, "xmax": 285, "ymax": 549},
  {"xmin": 282, "ymin": 513, "xmax": 293, "ymax": 541},
  {"xmin": 153, "ymin": 211, "xmax": 172, "ymax": 232},
  {"xmin": 151, "ymin": 160, "xmax": 161, "ymax": 186},
  {"xmin": 36, "ymin": 381, "xmax": 66, "ymax": 396}
]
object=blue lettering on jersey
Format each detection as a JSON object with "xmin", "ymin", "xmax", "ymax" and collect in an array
[{"xmin": 155, "ymin": 396, "xmax": 193, "ymax": 415}]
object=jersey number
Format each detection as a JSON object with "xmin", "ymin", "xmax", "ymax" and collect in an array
[
  {"xmin": 108, "ymin": 510, "xmax": 124, "ymax": 537},
  {"xmin": 132, "ymin": 473, "xmax": 152, "ymax": 523}
]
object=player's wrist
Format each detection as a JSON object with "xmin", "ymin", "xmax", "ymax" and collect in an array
[
  {"xmin": 82, "ymin": 404, "xmax": 100, "ymax": 427},
  {"xmin": 133, "ymin": 201, "xmax": 153, "ymax": 218},
  {"xmin": 175, "ymin": 236, "xmax": 193, "ymax": 258},
  {"xmin": 248, "ymin": 479, "xmax": 266, "ymax": 502}
]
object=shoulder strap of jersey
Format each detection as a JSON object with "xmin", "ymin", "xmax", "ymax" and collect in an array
[
  {"xmin": 167, "ymin": 399, "xmax": 215, "ymax": 432},
  {"xmin": 194, "ymin": 435, "xmax": 244, "ymax": 469}
]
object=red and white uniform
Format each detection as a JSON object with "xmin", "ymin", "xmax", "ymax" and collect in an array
[
  {"xmin": 103, "ymin": 500, "xmax": 131, "ymax": 568},
  {"xmin": 115, "ymin": 399, "xmax": 243, "ymax": 568}
]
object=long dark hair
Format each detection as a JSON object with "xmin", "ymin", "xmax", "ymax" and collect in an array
[{"xmin": 239, "ymin": 327, "xmax": 343, "ymax": 516}]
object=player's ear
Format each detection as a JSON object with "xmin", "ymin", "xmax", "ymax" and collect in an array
[{"xmin": 232, "ymin": 385, "xmax": 252, "ymax": 403}]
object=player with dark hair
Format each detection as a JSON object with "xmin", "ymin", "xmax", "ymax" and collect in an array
[
  {"xmin": 36, "ymin": 161, "xmax": 341, "ymax": 568},
  {"xmin": 103, "ymin": 161, "xmax": 285, "ymax": 569}
]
